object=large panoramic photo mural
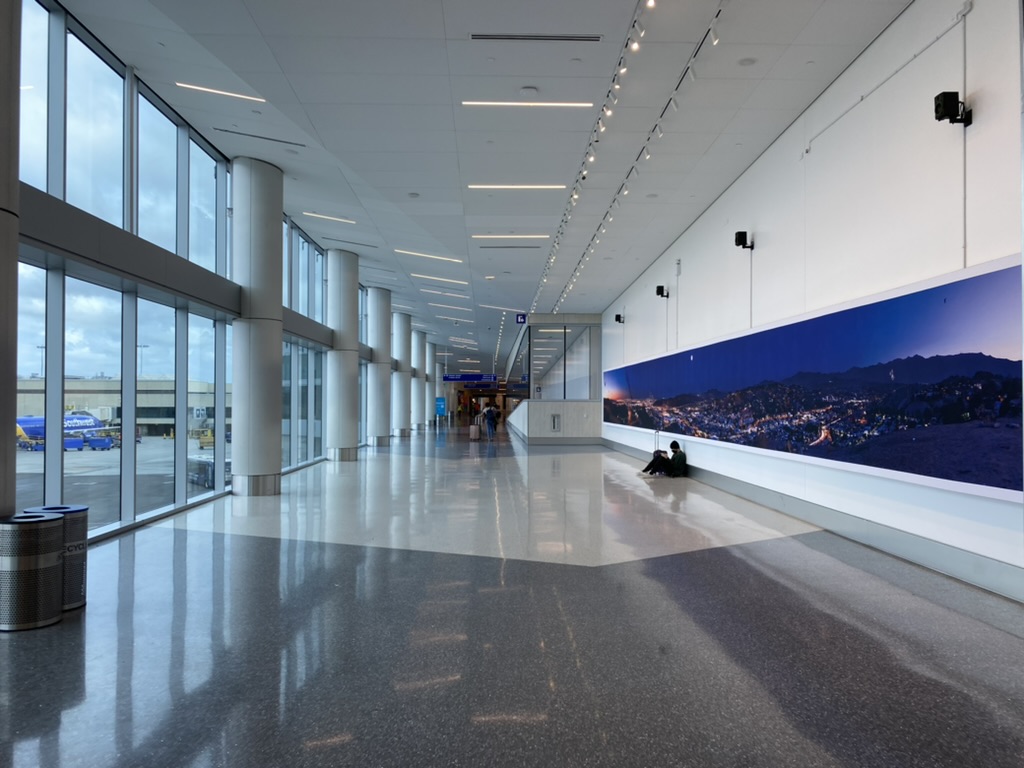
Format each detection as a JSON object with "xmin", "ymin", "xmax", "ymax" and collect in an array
[{"xmin": 604, "ymin": 266, "xmax": 1023, "ymax": 491}]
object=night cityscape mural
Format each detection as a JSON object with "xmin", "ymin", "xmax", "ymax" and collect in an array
[{"xmin": 604, "ymin": 266, "xmax": 1023, "ymax": 490}]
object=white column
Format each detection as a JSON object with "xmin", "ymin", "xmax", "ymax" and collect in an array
[
  {"xmin": 230, "ymin": 158, "xmax": 283, "ymax": 496},
  {"xmin": 326, "ymin": 249, "xmax": 359, "ymax": 461},
  {"xmin": 435, "ymin": 362, "xmax": 447, "ymax": 425},
  {"xmin": 411, "ymin": 330, "xmax": 426, "ymax": 431},
  {"xmin": 424, "ymin": 341, "xmax": 437, "ymax": 428},
  {"xmin": 366, "ymin": 287, "xmax": 391, "ymax": 447},
  {"xmin": 0, "ymin": 2, "xmax": 21, "ymax": 515},
  {"xmin": 391, "ymin": 312, "xmax": 412, "ymax": 437}
]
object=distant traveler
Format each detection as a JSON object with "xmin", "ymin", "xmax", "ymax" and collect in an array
[
  {"xmin": 640, "ymin": 440, "xmax": 687, "ymax": 477},
  {"xmin": 483, "ymin": 401, "xmax": 500, "ymax": 440}
]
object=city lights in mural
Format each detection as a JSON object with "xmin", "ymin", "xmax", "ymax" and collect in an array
[{"xmin": 604, "ymin": 266, "xmax": 1023, "ymax": 491}]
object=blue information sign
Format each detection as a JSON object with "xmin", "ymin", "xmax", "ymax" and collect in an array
[
  {"xmin": 442, "ymin": 374, "xmax": 497, "ymax": 382},
  {"xmin": 435, "ymin": 397, "xmax": 446, "ymax": 417}
]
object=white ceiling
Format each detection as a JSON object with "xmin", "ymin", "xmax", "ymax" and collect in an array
[{"xmin": 62, "ymin": 0, "xmax": 911, "ymax": 372}]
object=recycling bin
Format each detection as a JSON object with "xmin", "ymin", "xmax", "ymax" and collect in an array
[
  {"xmin": 0, "ymin": 512, "xmax": 64, "ymax": 630},
  {"xmin": 23, "ymin": 505, "xmax": 89, "ymax": 610}
]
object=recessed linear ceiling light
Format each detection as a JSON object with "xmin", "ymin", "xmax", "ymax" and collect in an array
[
  {"xmin": 467, "ymin": 185, "xmax": 566, "ymax": 190},
  {"xmin": 458, "ymin": 359, "xmax": 481, "ymax": 363},
  {"xmin": 461, "ymin": 369, "xmax": 482, "ymax": 373},
  {"xmin": 412, "ymin": 273, "xmax": 469, "ymax": 285},
  {"xmin": 461, "ymin": 101, "xmax": 593, "ymax": 108},
  {"xmin": 479, "ymin": 304, "xmax": 526, "ymax": 313},
  {"xmin": 538, "ymin": 329, "xmax": 570, "ymax": 333},
  {"xmin": 175, "ymin": 82, "xmax": 266, "ymax": 102},
  {"xmin": 428, "ymin": 303, "xmax": 473, "ymax": 312},
  {"xmin": 421, "ymin": 289, "xmax": 469, "ymax": 299},
  {"xmin": 303, "ymin": 211, "xmax": 356, "ymax": 224},
  {"xmin": 470, "ymin": 235, "xmax": 550, "ymax": 239},
  {"xmin": 393, "ymin": 304, "xmax": 414, "ymax": 310},
  {"xmin": 437, "ymin": 316, "xmax": 475, "ymax": 323},
  {"xmin": 395, "ymin": 248, "xmax": 462, "ymax": 263}
]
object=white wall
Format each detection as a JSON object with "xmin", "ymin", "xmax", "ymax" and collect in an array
[{"xmin": 603, "ymin": 0, "xmax": 1024, "ymax": 583}]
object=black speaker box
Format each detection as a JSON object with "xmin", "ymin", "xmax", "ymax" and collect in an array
[{"xmin": 934, "ymin": 91, "xmax": 959, "ymax": 121}]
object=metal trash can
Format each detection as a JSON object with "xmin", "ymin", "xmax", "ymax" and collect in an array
[
  {"xmin": 0, "ymin": 512, "xmax": 64, "ymax": 631},
  {"xmin": 24, "ymin": 505, "xmax": 88, "ymax": 610}
]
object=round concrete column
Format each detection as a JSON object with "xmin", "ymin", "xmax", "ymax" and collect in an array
[
  {"xmin": 424, "ymin": 342, "xmax": 437, "ymax": 427},
  {"xmin": 411, "ymin": 330, "xmax": 426, "ymax": 430},
  {"xmin": 391, "ymin": 312, "xmax": 411, "ymax": 438},
  {"xmin": 366, "ymin": 287, "xmax": 391, "ymax": 447},
  {"xmin": 230, "ymin": 158, "xmax": 284, "ymax": 496},
  {"xmin": 0, "ymin": 2, "xmax": 20, "ymax": 516},
  {"xmin": 326, "ymin": 249, "xmax": 359, "ymax": 461}
]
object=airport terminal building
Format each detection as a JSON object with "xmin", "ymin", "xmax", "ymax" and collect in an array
[{"xmin": 1, "ymin": 0, "xmax": 1023, "ymax": 765}]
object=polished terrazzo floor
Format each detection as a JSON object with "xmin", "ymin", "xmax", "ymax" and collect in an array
[{"xmin": 2, "ymin": 428, "xmax": 1023, "ymax": 767}]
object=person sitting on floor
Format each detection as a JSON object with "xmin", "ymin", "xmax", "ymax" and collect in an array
[{"xmin": 640, "ymin": 440, "xmax": 687, "ymax": 477}]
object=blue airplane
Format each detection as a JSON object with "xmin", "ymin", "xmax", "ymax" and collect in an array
[{"xmin": 16, "ymin": 411, "xmax": 107, "ymax": 442}]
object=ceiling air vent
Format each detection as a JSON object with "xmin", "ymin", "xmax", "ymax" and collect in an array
[
  {"xmin": 470, "ymin": 34, "xmax": 602, "ymax": 42},
  {"xmin": 212, "ymin": 127, "xmax": 306, "ymax": 147}
]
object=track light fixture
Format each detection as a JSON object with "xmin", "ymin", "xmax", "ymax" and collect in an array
[
  {"xmin": 604, "ymin": 104, "xmax": 613, "ymax": 116},
  {"xmin": 687, "ymin": 66, "xmax": 696, "ymax": 82},
  {"xmin": 598, "ymin": 119, "xmax": 606, "ymax": 132},
  {"xmin": 710, "ymin": 20, "xmax": 720, "ymax": 46},
  {"xmin": 669, "ymin": 95, "xmax": 679, "ymax": 112},
  {"xmin": 629, "ymin": 36, "xmax": 640, "ymax": 52},
  {"xmin": 635, "ymin": 21, "xmax": 646, "ymax": 38},
  {"xmin": 619, "ymin": 60, "xmax": 628, "ymax": 74},
  {"xmin": 622, "ymin": 183, "xmax": 630, "ymax": 195},
  {"xmin": 656, "ymin": 124, "xmax": 664, "ymax": 139},
  {"xmin": 644, "ymin": 146, "xmax": 651, "ymax": 160}
]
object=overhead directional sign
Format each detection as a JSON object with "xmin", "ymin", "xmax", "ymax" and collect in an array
[
  {"xmin": 443, "ymin": 374, "xmax": 497, "ymax": 382},
  {"xmin": 515, "ymin": 313, "xmax": 527, "ymax": 324}
]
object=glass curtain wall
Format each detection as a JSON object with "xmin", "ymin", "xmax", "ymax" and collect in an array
[
  {"xmin": 15, "ymin": 0, "xmax": 334, "ymax": 534},
  {"xmin": 187, "ymin": 314, "xmax": 216, "ymax": 498},
  {"xmin": 137, "ymin": 96, "xmax": 178, "ymax": 252},
  {"xmin": 282, "ymin": 341, "xmax": 292, "ymax": 468},
  {"xmin": 15, "ymin": 263, "xmax": 47, "ymax": 511},
  {"xmin": 136, "ymin": 299, "xmax": 175, "ymax": 513},
  {"xmin": 64, "ymin": 277, "xmax": 122, "ymax": 529},
  {"xmin": 65, "ymin": 31, "xmax": 123, "ymax": 227},
  {"xmin": 18, "ymin": 0, "xmax": 47, "ymax": 190},
  {"xmin": 189, "ymin": 142, "xmax": 217, "ymax": 272}
]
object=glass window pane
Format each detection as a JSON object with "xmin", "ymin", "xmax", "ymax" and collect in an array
[
  {"xmin": 225, "ymin": 169, "xmax": 232, "ymax": 281},
  {"xmin": 64, "ymin": 277, "xmax": 122, "ymax": 529},
  {"xmin": 282, "ymin": 341, "xmax": 292, "ymax": 467},
  {"xmin": 65, "ymin": 32, "xmax": 124, "ymax": 227},
  {"xmin": 225, "ymin": 323, "xmax": 232, "ymax": 486},
  {"xmin": 298, "ymin": 237, "xmax": 310, "ymax": 316},
  {"xmin": 282, "ymin": 222, "xmax": 290, "ymax": 307},
  {"xmin": 188, "ymin": 141, "xmax": 216, "ymax": 271},
  {"xmin": 19, "ymin": 0, "xmax": 48, "ymax": 190},
  {"xmin": 187, "ymin": 314, "xmax": 216, "ymax": 498},
  {"xmin": 16, "ymin": 262, "xmax": 47, "ymax": 511},
  {"xmin": 137, "ymin": 299, "xmax": 175, "ymax": 514},
  {"xmin": 137, "ymin": 96, "xmax": 178, "ymax": 252},
  {"xmin": 297, "ymin": 346, "xmax": 309, "ymax": 463},
  {"xmin": 314, "ymin": 250, "xmax": 324, "ymax": 323},
  {"xmin": 313, "ymin": 350, "xmax": 323, "ymax": 457}
]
